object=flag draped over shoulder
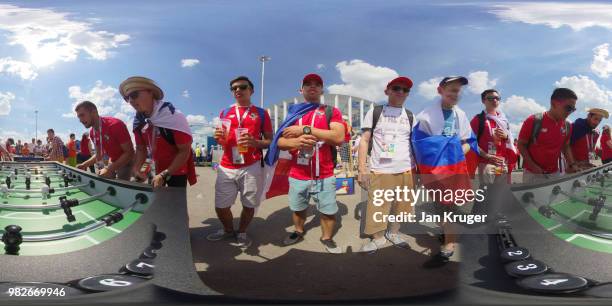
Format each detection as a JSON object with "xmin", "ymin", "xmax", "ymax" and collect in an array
[
  {"xmin": 133, "ymin": 101, "xmax": 197, "ymax": 185},
  {"xmin": 412, "ymin": 102, "xmax": 479, "ymax": 205},
  {"xmin": 260, "ymin": 102, "xmax": 319, "ymax": 201}
]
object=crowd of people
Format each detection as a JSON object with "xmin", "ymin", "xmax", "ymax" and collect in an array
[{"xmin": 0, "ymin": 73, "xmax": 611, "ymax": 267}]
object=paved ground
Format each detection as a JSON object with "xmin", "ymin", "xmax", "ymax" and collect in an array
[{"xmin": 187, "ymin": 167, "xmax": 460, "ymax": 300}]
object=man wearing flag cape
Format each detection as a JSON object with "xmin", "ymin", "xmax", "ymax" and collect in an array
[
  {"xmin": 261, "ymin": 74, "xmax": 345, "ymax": 254},
  {"xmin": 469, "ymin": 89, "xmax": 518, "ymax": 185},
  {"xmin": 120, "ymin": 76, "xmax": 197, "ymax": 188},
  {"xmin": 413, "ymin": 76, "xmax": 479, "ymax": 267}
]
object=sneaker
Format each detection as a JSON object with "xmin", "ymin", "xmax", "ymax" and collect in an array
[
  {"xmin": 206, "ymin": 229, "xmax": 235, "ymax": 241},
  {"xmin": 423, "ymin": 250, "xmax": 454, "ymax": 269},
  {"xmin": 232, "ymin": 232, "xmax": 252, "ymax": 248},
  {"xmin": 320, "ymin": 238, "xmax": 342, "ymax": 254},
  {"xmin": 359, "ymin": 237, "xmax": 386, "ymax": 253},
  {"xmin": 282, "ymin": 231, "xmax": 304, "ymax": 246},
  {"xmin": 385, "ymin": 231, "xmax": 410, "ymax": 249}
]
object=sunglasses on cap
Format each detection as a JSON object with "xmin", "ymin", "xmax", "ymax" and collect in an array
[
  {"xmin": 486, "ymin": 96, "xmax": 501, "ymax": 101},
  {"xmin": 231, "ymin": 84, "xmax": 249, "ymax": 92},
  {"xmin": 390, "ymin": 86, "xmax": 410, "ymax": 93}
]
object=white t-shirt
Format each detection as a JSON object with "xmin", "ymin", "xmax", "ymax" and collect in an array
[{"xmin": 362, "ymin": 104, "xmax": 416, "ymax": 173}]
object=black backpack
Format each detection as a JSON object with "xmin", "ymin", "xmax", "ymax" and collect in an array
[{"xmin": 527, "ymin": 112, "xmax": 571, "ymax": 147}]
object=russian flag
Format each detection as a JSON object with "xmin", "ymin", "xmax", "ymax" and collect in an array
[
  {"xmin": 412, "ymin": 122, "xmax": 479, "ymax": 205},
  {"xmin": 260, "ymin": 103, "xmax": 320, "ymax": 201}
]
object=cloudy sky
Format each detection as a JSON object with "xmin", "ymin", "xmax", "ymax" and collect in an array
[{"xmin": 0, "ymin": 0, "xmax": 611, "ymax": 145}]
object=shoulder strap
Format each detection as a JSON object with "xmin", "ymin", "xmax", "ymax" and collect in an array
[
  {"xmin": 158, "ymin": 127, "xmax": 176, "ymax": 146},
  {"xmin": 564, "ymin": 121, "xmax": 571, "ymax": 146},
  {"xmin": 528, "ymin": 113, "xmax": 544, "ymax": 147},
  {"xmin": 368, "ymin": 105, "xmax": 384, "ymax": 156},
  {"xmin": 323, "ymin": 105, "xmax": 338, "ymax": 168},
  {"xmin": 254, "ymin": 106, "xmax": 266, "ymax": 167},
  {"xmin": 477, "ymin": 111, "xmax": 486, "ymax": 142},
  {"xmin": 404, "ymin": 108, "xmax": 419, "ymax": 174}
]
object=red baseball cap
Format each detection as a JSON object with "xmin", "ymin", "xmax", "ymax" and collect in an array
[
  {"xmin": 302, "ymin": 73, "xmax": 323, "ymax": 86},
  {"xmin": 386, "ymin": 76, "xmax": 413, "ymax": 89}
]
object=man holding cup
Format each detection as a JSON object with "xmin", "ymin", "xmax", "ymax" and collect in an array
[{"xmin": 209, "ymin": 76, "xmax": 273, "ymax": 248}]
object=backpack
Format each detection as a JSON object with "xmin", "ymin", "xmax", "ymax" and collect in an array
[
  {"xmin": 62, "ymin": 144, "xmax": 68, "ymax": 158},
  {"xmin": 527, "ymin": 112, "xmax": 571, "ymax": 147},
  {"xmin": 221, "ymin": 105, "xmax": 267, "ymax": 167},
  {"xmin": 476, "ymin": 111, "xmax": 487, "ymax": 143},
  {"xmin": 366, "ymin": 104, "xmax": 418, "ymax": 172}
]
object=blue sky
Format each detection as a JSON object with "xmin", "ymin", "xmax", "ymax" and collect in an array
[{"xmin": 0, "ymin": 0, "xmax": 611, "ymax": 145}]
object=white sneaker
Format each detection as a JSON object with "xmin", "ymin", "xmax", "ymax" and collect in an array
[
  {"xmin": 360, "ymin": 237, "xmax": 386, "ymax": 253},
  {"xmin": 206, "ymin": 229, "xmax": 235, "ymax": 241},
  {"xmin": 232, "ymin": 232, "xmax": 252, "ymax": 248},
  {"xmin": 385, "ymin": 231, "xmax": 410, "ymax": 249}
]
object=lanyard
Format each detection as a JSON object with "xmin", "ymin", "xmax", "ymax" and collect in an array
[
  {"xmin": 235, "ymin": 105, "xmax": 252, "ymax": 128},
  {"xmin": 146, "ymin": 120, "xmax": 157, "ymax": 157},
  {"xmin": 299, "ymin": 108, "xmax": 320, "ymax": 178}
]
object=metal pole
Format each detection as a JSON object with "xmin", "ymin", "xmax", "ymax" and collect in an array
[
  {"xmin": 35, "ymin": 110, "xmax": 38, "ymax": 141},
  {"xmin": 259, "ymin": 56, "xmax": 271, "ymax": 108}
]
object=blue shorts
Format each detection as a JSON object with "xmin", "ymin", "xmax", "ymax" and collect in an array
[{"xmin": 288, "ymin": 177, "xmax": 338, "ymax": 215}]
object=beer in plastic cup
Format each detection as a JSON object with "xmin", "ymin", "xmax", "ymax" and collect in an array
[{"xmin": 235, "ymin": 128, "xmax": 249, "ymax": 153}]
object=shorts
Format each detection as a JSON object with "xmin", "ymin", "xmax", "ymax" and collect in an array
[
  {"xmin": 288, "ymin": 176, "xmax": 338, "ymax": 215},
  {"xmin": 214, "ymin": 163, "xmax": 264, "ymax": 209}
]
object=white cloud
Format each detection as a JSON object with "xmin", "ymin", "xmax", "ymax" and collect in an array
[
  {"xmin": 0, "ymin": 57, "xmax": 37, "ymax": 80},
  {"xmin": 417, "ymin": 77, "xmax": 443, "ymax": 100},
  {"xmin": 554, "ymin": 75, "xmax": 612, "ymax": 112},
  {"xmin": 62, "ymin": 80, "xmax": 131, "ymax": 120},
  {"xmin": 182, "ymin": 90, "xmax": 190, "ymax": 98},
  {"xmin": 591, "ymin": 43, "xmax": 612, "ymax": 79},
  {"xmin": 467, "ymin": 71, "xmax": 497, "ymax": 95},
  {"xmin": 327, "ymin": 59, "xmax": 398, "ymax": 102},
  {"xmin": 186, "ymin": 114, "xmax": 206, "ymax": 126},
  {"xmin": 316, "ymin": 64, "xmax": 325, "ymax": 70},
  {"xmin": 0, "ymin": 91, "xmax": 15, "ymax": 115},
  {"xmin": 181, "ymin": 58, "xmax": 200, "ymax": 68},
  {"xmin": 489, "ymin": 2, "xmax": 612, "ymax": 31},
  {"xmin": 499, "ymin": 95, "xmax": 546, "ymax": 122},
  {"xmin": 0, "ymin": 4, "xmax": 129, "ymax": 74}
]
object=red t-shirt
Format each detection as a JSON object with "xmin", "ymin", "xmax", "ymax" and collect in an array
[
  {"xmin": 90, "ymin": 117, "xmax": 133, "ymax": 162},
  {"xmin": 470, "ymin": 114, "xmax": 512, "ymax": 164},
  {"xmin": 342, "ymin": 121, "xmax": 351, "ymax": 142},
  {"xmin": 135, "ymin": 126, "xmax": 193, "ymax": 175},
  {"xmin": 219, "ymin": 105, "xmax": 273, "ymax": 169},
  {"xmin": 518, "ymin": 112, "xmax": 571, "ymax": 174},
  {"xmin": 288, "ymin": 105, "xmax": 343, "ymax": 180},
  {"xmin": 80, "ymin": 138, "xmax": 91, "ymax": 156},
  {"xmin": 602, "ymin": 132, "xmax": 612, "ymax": 161},
  {"xmin": 571, "ymin": 129, "xmax": 598, "ymax": 162}
]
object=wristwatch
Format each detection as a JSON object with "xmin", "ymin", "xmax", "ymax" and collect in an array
[
  {"xmin": 160, "ymin": 169, "xmax": 171, "ymax": 182},
  {"xmin": 303, "ymin": 126, "xmax": 312, "ymax": 135}
]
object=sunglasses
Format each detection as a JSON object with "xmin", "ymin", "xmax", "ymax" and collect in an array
[
  {"xmin": 565, "ymin": 104, "xmax": 576, "ymax": 113},
  {"xmin": 231, "ymin": 84, "xmax": 249, "ymax": 92},
  {"xmin": 486, "ymin": 96, "xmax": 501, "ymax": 101},
  {"xmin": 391, "ymin": 86, "xmax": 410, "ymax": 93},
  {"xmin": 125, "ymin": 90, "xmax": 140, "ymax": 102}
]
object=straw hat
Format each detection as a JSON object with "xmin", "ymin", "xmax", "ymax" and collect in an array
[
  {"xmin": 119, "ymin": 76, "xmax": 164, "ymax": 101},
  {"xmin": 587, "ymin": 108, "xmax": 609, "ymax": 119}
]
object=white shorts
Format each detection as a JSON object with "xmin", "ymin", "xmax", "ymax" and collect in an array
[{"xmin": 214, "ymin": 163, "xmax": 264, "ymax": 209}]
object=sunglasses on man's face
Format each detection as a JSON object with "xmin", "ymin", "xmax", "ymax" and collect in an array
[
  {"xmin": 126, "ymin": 90, "xmax": 140, "ymax": 102},
  {"xmin": 486, "ymin": 96, "xmax": 501, "ymax": 101},
  {"xmin": 565, "ymin": 104, "xmax": 576, "ymax": 113},
  {"xmin": 231, "ymin": 84, "xmax": 249, "ymax": 92},
  {"xmin": 391, "ymin": 86, "xmax": 410, "ymax": 93}
]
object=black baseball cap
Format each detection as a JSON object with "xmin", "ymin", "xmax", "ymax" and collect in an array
[{"xmin": 439, "ymin": 76, "xmax": 468, "ymax": 87}]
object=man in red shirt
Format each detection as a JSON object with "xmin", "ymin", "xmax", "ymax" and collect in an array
[
  {"xmin": 74, "ymin": 101, "xmax": 135, "ymax": 180},
  {"xmin": 120, "ymin": 76, "xmax": 196, "ymax": 188},
  {"xmin": 570, "ymin": 108, "xmax": 608, "ymax": 169},
  {"xmin": 601, "ymin": 125, "xmax": 612, "ymax": 164},
  {"xmin": 517, "ymin": 88, "xmax": 579, "ymax": 184},
  {"xmin": 470, "ymin": 89, "xmax": 517, "ymax": 185},
  {"xmin": 277, "ymin": 73, "xmax": 345, "ymax": 254},
  {"xmin": 66, "ymin": 133, "xmax": 78, "ymax": 167},
  {"xmin": 207, "ymin": 76, "xmax": 273, "ymax": 248}
]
